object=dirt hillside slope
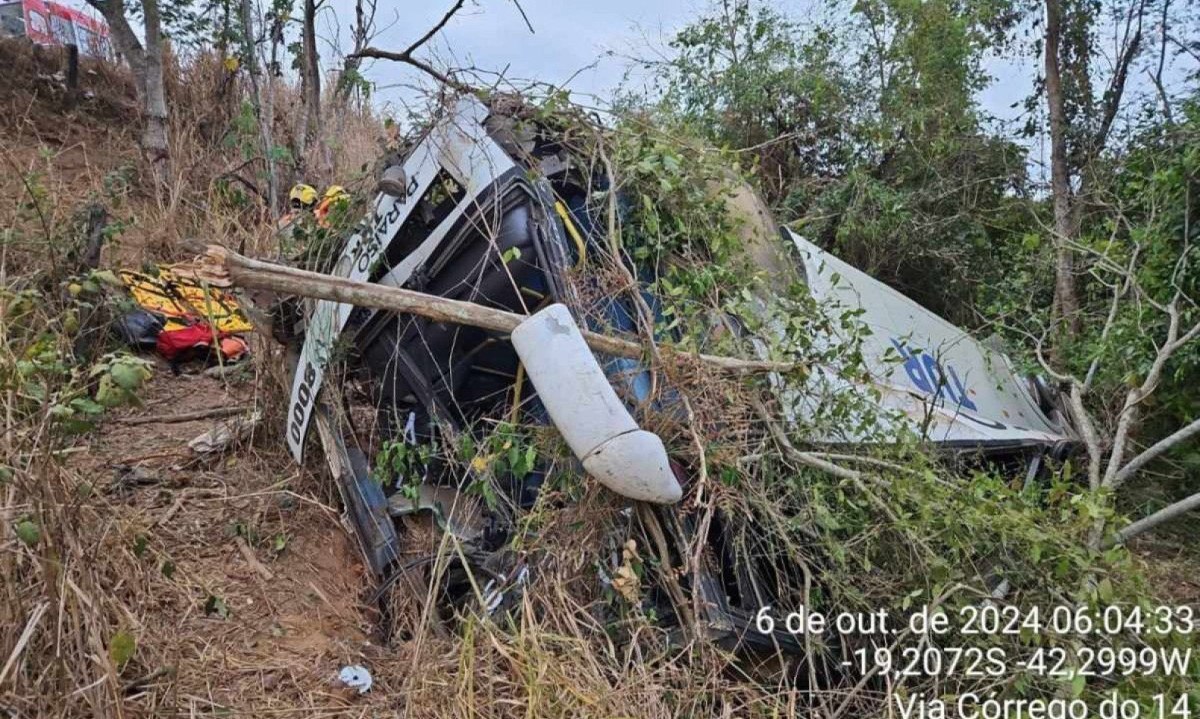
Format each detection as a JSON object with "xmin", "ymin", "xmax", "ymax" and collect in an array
[{"xmin": 0, "ymin": 40, "xmax": 409, "ymax": 717}]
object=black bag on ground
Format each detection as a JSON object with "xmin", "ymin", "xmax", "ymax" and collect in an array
[{"xmin": 115, "ymin": 309, "xmax": 165, "ymax": 349}]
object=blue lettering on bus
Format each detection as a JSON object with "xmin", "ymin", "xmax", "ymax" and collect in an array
[{"xmin": 890, "ymin": 338, "xmax": 978, "ymax": 412}]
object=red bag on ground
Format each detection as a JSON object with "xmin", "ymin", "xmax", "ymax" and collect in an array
[{"xmin": 156, "ymin": 323, "xmax": 217, "ymax": 362}]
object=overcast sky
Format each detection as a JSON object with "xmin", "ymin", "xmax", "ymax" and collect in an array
[
  {"xmin": 319, "ymin": 0, "xmax": 1049, "ymax": 162},
  {"xmin": 61, "ymin": 0, "xmax": 1187, "ymax": 179},
  {"xmin": 322, "ymin": 0, "xmax": 707, "ymax": 112},
  {"xmin": 333, "ymin": 1, "xmax": 1036, "ymax": 113}
]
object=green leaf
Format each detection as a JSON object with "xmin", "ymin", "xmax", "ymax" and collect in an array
[
  {"xmin": 15, "ymin": 519, "xmax": 40, "ymax": 546},
  {"xmin": 24, "ymin": 381, "xmax": 47, "ymax": 401},
  {"xmin": 91, "ymin": 269, "xmax": 122, "ymax": 287},
  {"xmin": 109, "ymin": 630, "xmax": 136, "ymax": 669},
  {"xmin": 110, "ymin": 363, "xmax": 145, "ymax": 391},
  {"xmin": 500, "ymin": 246, "xmax": 522, "ymax": 265},
  {"xmin": 71, "ymin": 397, "xmax": 105, "ymax": 415},
  {"xmin": 1097, "ymin": 577, "xmax": 1113, "ymax": 604},
  {"xmin": 812, "ymin": 502, "xmax": 841, "ymax": 531},
  {"xmin": 95, "ymin": 375, "xmax": 119, "ymax": 406},
  {"xmin": 48, "ymin": 403, "xmax": 75, "ymax": 419},
  {"xmin": 204, "ymin": 594, "xmax": 230, "ymax": 619}
]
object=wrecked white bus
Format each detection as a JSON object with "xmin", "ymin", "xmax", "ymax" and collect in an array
[{"xmin": 277, "ymin": 95, "xmax": 1076, "ymax": 657}]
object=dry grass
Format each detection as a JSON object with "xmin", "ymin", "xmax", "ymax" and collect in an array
[
  {"xmin": 1, "ymin": 40, "xmax": 378, "ymax": 717},
  {"xmin": 0, "ymin": 47, "xmax": 928, "ymax": 715},
  {"xmin": 0, "ymin": 41, "xmax": 803, "ymax": 718},
  {"xmin": 7, "ymin": 39, "xmax": 1190, "ymax": 719}
]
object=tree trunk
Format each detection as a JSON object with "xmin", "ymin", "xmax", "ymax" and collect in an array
[
  {"xmin": 89, "ymin": 0, "xmax": 144, "ymax": 81},
  {"xmin": 336, "ymin": 0, "xmax": 373, "ymax": 105},
  {"xmin": 140, "ymin": 0, "xmax": 170, "ymax": 183},
  {"xmin": 215, "ymin": 0, "xmax": 238, "ymax": 129},
  {"xmin": 296, "ymin": 0, "xmax": 321, "ymax": 177},
  {"xmin": 336, "ymin": 58, "xmax": 360, "ymax": 106},
  {"xmin": 240, "ymin": 0, "xmax": 278, "ymax": 217},
  {"xmin": 84, "ymin": 0, "xmax": 169, "ymax": 183},
  {"xmin": 1043, "ymin": 0, "xmax": 1080, "ymax": 339},
  {"xmin": 263, "ymin": 23, "xmax": 279, "ymax": 211}
]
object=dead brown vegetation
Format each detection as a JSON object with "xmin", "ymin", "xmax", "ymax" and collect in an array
[{"xmin": 0, "ymin": 40, "xmax": 401, "ymax": 717}]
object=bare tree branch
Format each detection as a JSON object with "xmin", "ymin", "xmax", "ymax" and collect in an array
[
  {"xmin": 1092, "ymin": 1, "xmax": 1145, "ymax": 152},
  {"xmin": 1084, "ymin": 235, "xmax": 1139, "ymax": 391},
  {"xmin": 400, "ymin": 0, "xmax": 465, "ymax": 58},
  {"xmin": 1070, "ymin": 382, "xmax": 1105, "ymax": 491},
  {"xmin": 1166, "ymin": 32, "xmax": 1200, "ymax": 64},
  {"xmin": 353, "ymin": 47, "xmax": 475, "ymax": 95},
  {"xmin": 1111, "ymin": 417, "xmax": 1200, "ymax": 489},
  {"xmin": 1150, "ymin": 0, "xmax": 1175, "ymax": 124},
  {"xmin": 350, "ymin": 0, "xmax": 473, "ymax": 94},
  {"xmin": 239, "ymin": 0, "xmax": 278, "ymax": 215},
  {"xmin": 1107, "ymin": 489, "xmax": 1200, "ymax": 547},
  {"xmin": 508, "ymin": 0, "xmax": 534, "ymax": 34}
]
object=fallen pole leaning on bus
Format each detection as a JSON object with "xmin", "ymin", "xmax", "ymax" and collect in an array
[{"xmin": 196, "ymin": 244, "xmax": 801, "ymax": 376}]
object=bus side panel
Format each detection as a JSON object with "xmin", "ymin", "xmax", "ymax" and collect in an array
[{"xmin": 22, "ymin": 0, "xmax": 54, "ymax": 44}]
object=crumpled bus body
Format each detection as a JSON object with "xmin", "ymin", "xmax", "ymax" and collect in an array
[{"xmin": 283, "ymin": 95, "xmax": 1076, "ymax": 656}]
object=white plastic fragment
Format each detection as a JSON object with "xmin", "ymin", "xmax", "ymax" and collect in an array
[
  {"xmin": 581, "ymin": 430, "xmax": 679, "ymax": 504},
  {"xmin": 510, "ymin": 303, "xmax": 683, "ymax": 504},
  {"xmin": 188, "ymin": 411, "xmax": 262, "ymax": 455},
  {"xmin": 338, "ymin": 665, "xmax": 372, "ymax": 694}
]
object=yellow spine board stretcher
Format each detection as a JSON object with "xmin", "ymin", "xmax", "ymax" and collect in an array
[{"xmin": 119, "ymin": 265, "xmax": 253, "ymax": 334}]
